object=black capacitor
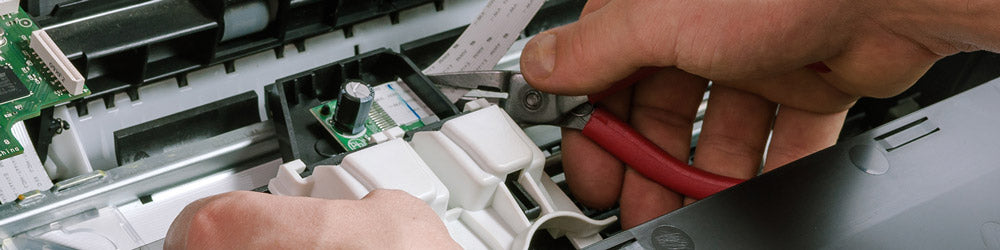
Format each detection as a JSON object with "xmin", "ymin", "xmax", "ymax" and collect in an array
[{"xmin": 333, "ymin": 80, "xmax": 374, "ymax": 135}]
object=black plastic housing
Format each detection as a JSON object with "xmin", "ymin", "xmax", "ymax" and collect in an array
[
  {"xmin": 27, "ymin": 0, "xmax": 441, "ymax": 115},
  {"xmin": 114, "ymin": 91, "xmax": 261, "ymax": 166},
  {"xmin": 266, "ymin": 49, "xmax": 458, "ymax": 167},
  {"xmin": 335, "ymin": 0, "xmax": 444, "ymax": 37}
]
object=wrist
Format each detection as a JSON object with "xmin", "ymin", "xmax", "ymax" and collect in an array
[{"xmin": 875, "ymin": 0, "xmax": 1000, "ymax": 55}]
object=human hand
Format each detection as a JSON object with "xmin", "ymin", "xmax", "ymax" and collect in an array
[
  {"xmin": 521, "ymin": 0, "xmax": 1000, "ymax": 228},
  {"xmin": 164, "ymin": 189, "xmax": 459, "ymax": 249}
]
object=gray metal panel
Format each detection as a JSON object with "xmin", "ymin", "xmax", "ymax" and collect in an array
[
  {"xmin": 588, "ymin": 77, "xmax": 1000, "ymax": 249},
  {"xmin": 0, "ymin": 123, "xmax": 278, "ymax": 239}
]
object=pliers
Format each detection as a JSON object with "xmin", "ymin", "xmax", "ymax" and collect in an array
[{"xmin": 427, "ymin": 70, "xmax": 743, "ymax": 199}]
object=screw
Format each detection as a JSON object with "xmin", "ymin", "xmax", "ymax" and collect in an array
[{"xmin": 524, "ymin": 90, "xmax": 543, "ymax": 110}]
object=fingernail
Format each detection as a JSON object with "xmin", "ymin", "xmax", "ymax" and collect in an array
[{"xmin": 522, "ymin": 32, "xmax": 556, "ymax": 80}]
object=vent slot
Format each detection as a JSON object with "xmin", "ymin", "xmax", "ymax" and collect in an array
[{"xmin": 874, "ymin": 117, "xmax": 939, "ymax": 151}]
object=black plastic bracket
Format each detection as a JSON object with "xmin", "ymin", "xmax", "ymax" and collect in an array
[{"xmin": 266, "ymin": 48, "xmax": 458, "ymax": 167}]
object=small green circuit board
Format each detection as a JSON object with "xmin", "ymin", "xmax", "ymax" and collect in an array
[
  {"xmin": 0, "ymin": 8, "xmax": 90, "ymax": 159},
  {"xmin": 310, "ymin": 100, "xmax": 425, "ymax": 151}
]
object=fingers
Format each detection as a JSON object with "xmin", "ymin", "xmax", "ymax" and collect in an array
[
  {"xmin": 747, "ymin": 28, "xmax": 923, "ymax": 170},
  {"xmin": 165, "ymin": 191, "xmax": 265, "ymax": 250},
  {"xmin": 164, "ymin": 194, "xmax": 210, "ymax": 249},
  {"xmin": 561, "ymin": 87, "xmax": 633, "ymax": 209},
  {"xmin": 360, "ymin": 190, "xmax": 459, "ymax": 249},
  {"xmin": 521, "ymin": 0, "xmax": 673, "ymax": 95},
  {"xmin": 166, "ymin": 190, "xmax": 458, "ymax": 250},
  {"xmin": 762, "ymin": 106, "xmax": 847, "ymax": 172},
  {"xmin": 692, "ymin": 85, "xmax": 776, "ymax": 179},
  {"xmin": 684, "ymin": 83, "xmax": 775, "ymax": 204},
  {"xmin": 620, "ymin": 169, "xmax": 680, "ymax": 228},
  {"xmin": 626, "ymin": 69, "xmax": 707, "ymax": 175},
  {"xmin": 561, "ymin": 130, "xmax": 624, "ymax": 208},
  {"xmin": 685, "ymin": 85, "xmax": 775, "ymax": 205},
  {"xmin": 619, "ymin": 68, "xmax": 707, "ymax": 228}
]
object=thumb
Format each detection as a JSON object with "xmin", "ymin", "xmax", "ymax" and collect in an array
[{"xmin": 520, "ymin": 1, "xmax": 672, "ymax": 95}]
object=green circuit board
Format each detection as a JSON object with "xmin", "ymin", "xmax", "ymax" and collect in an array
[
  {"xmin": 0, "ymin": 8, "xmax": 90, "ymax": 159},
  {"xmin": 310, "ymin": 100, "xmax": 425, "ymax": 151}
]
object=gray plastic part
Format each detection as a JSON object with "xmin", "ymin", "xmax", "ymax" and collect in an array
[
  {"xmin": 220, "ymin": 0, "xmax": 271, "ymax": 42},
  {"xmin": 587, "ymin": 77, "xmax": 1000, "ymax": 249},
  {"xmin": 62, "ymin": 0, "xmax": 490, "ymax": 170}
]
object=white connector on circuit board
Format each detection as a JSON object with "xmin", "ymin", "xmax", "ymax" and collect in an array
[
  {"xmin": 29, "ymin": 30, "xmax": 85, "ymax": 95},
  {"xmin": 0, "ymin": 0, "xmax": 18, "ymax": 16}
]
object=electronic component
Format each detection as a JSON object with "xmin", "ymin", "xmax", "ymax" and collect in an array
[
  {"xmin": 333, "ymin": 81, "xmax": 374, "ymax": 135},
  {"xmin": 310, "ymin": 81, "xmax": 435, "ymax": 151},
  {"xmin": 0, "ymin": 8, "xmax": 89, "ymax": 160},
  {"xmin": 0, "ymin": 66, "xmax": 29, "ymax": 104},
  {"xmin": 29, "ymin": 30, "xmax": 85, "ymax": 95},
  {"xmin": 0, "ymin": 0, "xmax": 17, "ymax": 16}
]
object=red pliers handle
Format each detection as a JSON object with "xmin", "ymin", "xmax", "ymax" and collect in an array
[
  {"xmin": 574, "ymin": 68, "xmax": 742, "ymax": 199},
  {"xmin": 584, "ymin": 109, "xmax": 742, "ymax": 199},
  {"xmin": 428, "ymin": 69, "xmax": 744, "ymax": 199}
]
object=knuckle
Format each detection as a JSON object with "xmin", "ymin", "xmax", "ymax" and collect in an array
[
  {"xmin": 191, "ymin": 197, "xmax": 233, "ymax": 224},
  {"xmin": 180, "ymin": 191, "xmax": 265, "ymax": 247},
  {"xmin": 184, "ymin": 201, "xmax": 228, "ymax": 246},
  {"xmin": 187, "ymin": 192, "xmax": 259, "ymax": 229}
]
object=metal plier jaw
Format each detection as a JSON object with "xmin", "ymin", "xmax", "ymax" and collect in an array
[{"xmin": 427, "ymin": 70, "xmax": 592, "ymax": 129}]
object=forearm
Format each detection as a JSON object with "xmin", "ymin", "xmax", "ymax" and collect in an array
[{"xmin": 876, "ymin": 0, "xmax": 1000, "ymax": 55}]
